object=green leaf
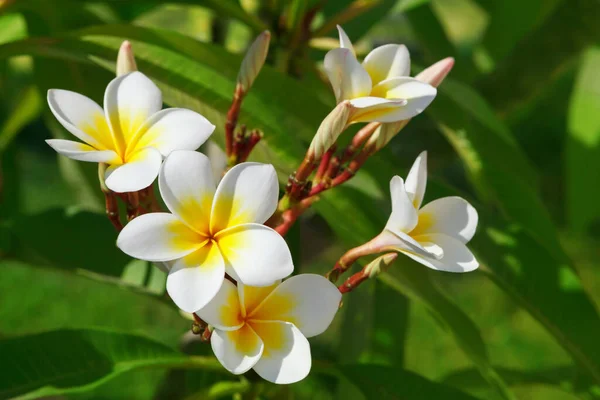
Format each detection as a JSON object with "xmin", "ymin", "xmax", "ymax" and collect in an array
[
  {"xmin": 341, "ymin": 364, "xmax": 481, "ymax": 400},
  {"xmin": 320, "ymin": 0, "xmax": 399, "ymax": 41},
  {"xmin": 0, "ymin": 329, "xmax": 223, "ymax": 399},
  {"xmin": 0, "ymin": 85, "xmax": 41, "ymax": 153},
  {"xmin": 566, "ymin": 46, "xmax": 600, "ymax": 233}
]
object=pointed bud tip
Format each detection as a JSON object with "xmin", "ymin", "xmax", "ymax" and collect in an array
[
  {"xmin": 382, "ymin": 253, "xmax": 398, "ymax": 265},
  {"xmin": 116, "ymin": 40, "xmax": 137, "ymax": 76}
]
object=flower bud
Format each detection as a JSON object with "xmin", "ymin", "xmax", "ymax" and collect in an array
[
  {"xmin": 364, "ymin": 253, "xmax": 398, "ymax": 278},
  {"xmin": 237, "ymin": 31, "xmax": 271, "ymax": 92},
  {"xmin": 415, "ymin": 57, "xmax": 454, "ymax": 88},
  {"xmin": 366, "ymin": 119, "xmax": 409, "ymax": 152},
  {"xmin": 308, "ymin": 101, "xmax": 352, "ymax": 160},
  {"xmin": 116, "ymin": 40, "xmax": 138, "ymax": 76}
]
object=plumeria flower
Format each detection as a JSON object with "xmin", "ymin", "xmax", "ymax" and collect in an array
[
  {"xmin": 46, "ymin": 71, "xmax": 214, "ymax": 192},
  {"xmin": 117, "ymin": 150, "xmax": 293, "ymax": 312},
  {"xmin": 381, "ymin": 151, "xmax": 479, "ymax": 272},
  {"xmin": 196, "ymin": 274, "xmax": 341, "ymax": 384},
  {"xmin": 323, "ymin": 25, "xmax": 437, "ymax": 124}
]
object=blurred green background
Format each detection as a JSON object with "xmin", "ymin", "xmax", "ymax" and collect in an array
[{"xmin": 1, "ymin": 0, "xmax": 599, "ymax": 399}]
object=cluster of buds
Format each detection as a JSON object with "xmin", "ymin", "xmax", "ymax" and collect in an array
[{"xmin": 43, "ymin": 26, "xmax": 478, "ymax": 385}]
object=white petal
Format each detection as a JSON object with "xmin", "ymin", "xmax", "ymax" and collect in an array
[
  {"xmin": 167, "ymin": 243, "xmax": 226, "ymax": 313},
  {"xmin": 369, "ymin": 77, "xmax": 437, "ymax": 121},
  {"xmin": 238, "ymin": 282, "xmax": 280, "ymax": 317},
  {"xmin": 104, "ymin": 71, "xmax": 162, "ymax": 154},
  {"xmin": 385, "ymin": 176, "xmax": 418, "ymax": 234},
  {"xmin": 210, "ymin": 162, "xmax": 278, "ymax": 232},
  {"xmin": 348, "ymin": 97, "xmax": 409, "ymax": 123},
  {"xmin": 211, "ymin": 325, "xmax": 263, "ymax": 374},
  {"xmin": 47, "ymin": 89, "xmax": 114, "ymax": 150},
  {"xmin": 130, "ymin": 108, "xmax": 214, "ymax": 157},
  {"xmin": 406, "ymin": 233, "xmax": 479, "ymax": 273},
  {"xmin": 159, "ymin": 150, "xmax": 215, "ymax": 235},
  {"xmin": 249, "ymin": 274, "xmax": 341, "ymax": 338},
  {"xmin": 377, "ymin": 229, "xmax": 439, "ymax": 259},
  {"xmin": 195, "ymin": 279, "xmax": 244, "ymax": 330},
  {"xmin": 46, "ymin": 139, "xmax": 119, "ymax": 163},
  {"xmin": 363, "ymin": 44, "xmax": 410, "ymax": 85},
  {"xmin": 413, "ymin": 197, "xmax": 478, "ymax": 243},
  {"xmin": 116, "ymin": 212, "xmax": 205, "ymax": 262},
  {"xmin": 324, "ymin": 48, "xmax": 372, "ymax": 102},
  {"xmin": 404, "ymin": 151, "xmax": 427, "ymax": 209},
  {"xmin": 336, "ymin": 25, "xmax": 355, "ymax": 55},
  {"xmin": 250, "ymin": 321, "xmax": 311, "ymax": 384},
  {"xmin": 216, "ymin": 223, "xmax": 293, "ymax": 286},
  {"xmin": 104, "ymin": 147, "xmax": 162, "ymax": 193}
]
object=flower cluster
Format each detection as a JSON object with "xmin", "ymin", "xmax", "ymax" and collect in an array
[{"xmin": 44, "ymin": 28, "xmax": 479, "ymax": 384}]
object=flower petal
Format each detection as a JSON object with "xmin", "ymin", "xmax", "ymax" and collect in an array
[
  {"xmin": 369, "ymin": 77, "xmax": 437, "ymax": 121},
  {"xmin": 238, "ymin": 282, "xmax": 280, "ymax": 318},
  {"xmin": 412, "ymin": 197, "xmax": 478, "ymax": 243},
  {"xmin": 159, "ymin": 150, "xmax": 215, "ymax": 235},
  {"xmin": 167, "ymin": 243, "xmax": 226, "ymax": 313},
  {"xmin": 324, "ymin": 48, "xmax": 372, "ymax": 103},
  {"xmin": 104, "ymin": 71, "xmax": 162, "ymax": 155},
  {"xmin": 336, "ymin": 25, "xmax": 355, "ymax": 55},
  {"xmin": 363, "ymin": 44, "xmax": 410, "ymax": 85},
  {"xmin": 250, "ymin": 321, "xmax": 311, "ymax": 384},
  {"xmin": 210, "ymin": 162, "xmax": 278, "ymax": 232},
  {"xmin": 377, "ymin": 229, "xmax": 439, "ymax": 259},
  {"xmin": 104, "ymin": 147, "xmax": 162, "ymax": 193},
  {"xmin": 406, "ymin": 233, "xmax": 479, "ymax": 272},
  {"xmin": 249, "ymin": 274, "xmax": 341, "ymax": 338},
  {"xmin": 129, "ymin": 108, "xmax": 214, "ymax": 157},
  {"xmin": 404, "ymin": 150, "xmax": 427, "ymax": 209},
  {"xmin": 211, "ymin": 325, "xmax": 264, "ymax": 374},
  {"xmin": 117, "ymin": 212, "xmax": 205, "ymax": 262},
  {"xmin": 385, "ymin": 176, "xmax": 418, "ymax": 234},
  {"xmin": 47, "ymin": 89, "xmax": 114, "ymax": 150},
  {"xmin": 46, "ymin": 139, "xmax": 119, "ymax": 163},
  {"xmin": 195, "ymin": 279, "xmax": 244, "ymax": 330},
  {"xmin": 348, "ymin": 97, "xmax": 408, "ymax": 123},
  {"xmin": 216, "ymin": 223, "xmax": 293, "ymax": 286}
]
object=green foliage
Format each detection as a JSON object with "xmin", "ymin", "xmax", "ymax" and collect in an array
[{"xmin": 0, "ymin": 0, "xmax": 598, "ymax": 399}]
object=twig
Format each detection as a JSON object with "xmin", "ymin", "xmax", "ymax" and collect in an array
[{"xmin": 225, "ymin": 85, "xmax": 244, "ymax": 157}]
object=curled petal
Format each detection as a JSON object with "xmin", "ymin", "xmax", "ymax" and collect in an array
[
  {"xmin": 347, "ymin": 97, "xmax": 408, "ymax": 123},
  {"xmin": 385, "ymin": 176, "xmax": 418, "ymax": 234},
  {"xmin": 407, "ymin": 233, "xmax": 479, "ymax": 272},
  {"xmin": 404, "ymin": 151, "xmax": 427, "ymax": 209},
  {"xmin": 104, "ymin": 147, "xmax": 162, "ymax": 193},
  {"xmin": 324, "ymin": 48, "xmax": 372, "ymax": 102},
  {"xmin": 363, "ymin": 44, "xmax": 410, "ymax": 85},
  {"xmin": 369, "ymin": 77, "xmax": 437, "ymax": 121},
  {"xmin": 413, "ymin": 197, "xmax": 478, "ymax": 243},
  {"xmin": 250, "ymin": 321, "xmax": 311, "ymax": 384},
  {"xmin": 336, "ymin": 25, "xmax": 355, "ymax": 55},
  {"xmin": 46, "ymin": 139, "xmax": 119, "ymax": 163}
]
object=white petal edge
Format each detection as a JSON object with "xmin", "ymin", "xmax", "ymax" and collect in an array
[
  {"xmin": 251, "ymin": 321, "xmax": 311, "ymax": 384},
  {"xmin": 362, "ymin": 44, "xmax": 410, "ymax": 85},
  {"xmin": 405, "ymin": 233, "xmax": 479, "ymax": 273},
  {"xmin": 377, "ymin": 229, "xmax": 441, "ymax": 260},
  {"xmin": 385, "ymin": 176, "xmax": 418, "ymax": 234},
  {"xmin": 250, "ymin": 274, "xmax": 341, "ymax": 338},
  {"xmin": 324, "ymin": 48, "xmax": 372, "ymax": 103},
  {"xmin": 195, "ymin": 279, "xmax": 244, "ymax": 330},
  {"xmin": 116, "ymin": 212, "xmax": 203, "ymax": 262},
  {"xmin": 130, "ymin": 108, "xmax": 215, "ymax": 157},
  {"xmin": 336, "ymin": 25, "xmax": 355, "ymax": 55},
  {"xmin": 210, "ymin": 162, "xmax": 279, "ymax": 232},
  {"xmin": 404, "ymin": 150, "xmax": 427, "ymax": 209},
  {"xmin": 159, "ymin": 150, "xmax": 215, "ymax": 234},
  {"xmin": 167, "ymin": 244, "xmax": 226, "ymax": 313},
  {"xmin": 347, "ymin": 97, "xmax": 408, "ymax": 123},
  {"xmin": 47, "ymin": 89, "xmax": 113, "ymax": 150},
  {"xmin": 369, "ymin": 77, "xmax": 437, "ymax": 121},
  {"xmin": 416, "ymin": 196, "xmax": 478, "ymax": 243},
  {"xmin": 104, "ymin": 147, "xmax": 162, "ymax": 193},
  {"xmin": 216, "ymin": 223, "xmax": 294, "ymax": 286},
  {"xmin": 46, "ymin": 139, "xmax": 118, "ymax": 163},
  {"xmin": 211, "ymin": 325, "xmax": 264, "ymax": 374}
]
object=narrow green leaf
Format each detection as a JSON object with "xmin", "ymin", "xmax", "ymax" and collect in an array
[
  {"xmin": 0, "ymin": 329, "xmax": 223, "ymax": 399},
  {"xmin": 0, "ymin": 86, "xmax": 41, "ymax": 153},
  {"xmin": 566, "ymin": 46, "xmax": 600, "ymax": 233},
  {"xmin": 341, "ymin": 364, "xmax": 481, "ymax": 400}
]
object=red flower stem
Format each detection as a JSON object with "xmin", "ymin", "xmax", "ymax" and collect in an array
[
  {"xmin": 338, "ymin": 268, "xmax": 370, "ymax": 294},
  {"xmin": 326, "ymin": 232, "xmax": 388, "ymax": 283},
  {"xmin": 225, "ymin": 85, "xmax": 245, "ymax": 157},
  {"xmin": 314, "ymin": 145, "xmax": 336, "ymax": 182},
  {"xmin": 341, "ymin": 122, "xmax": 380, "ymax": 163},
  {"xmin": 126, "ymin": 191, "xmax": 140, "ymax": 221},
  {"xmin": 103, "ymin": 190, "xmax": 123, "ymax": 231}
]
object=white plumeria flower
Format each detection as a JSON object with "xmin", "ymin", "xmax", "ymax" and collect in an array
[
  {"xmin": 323, "ymin": 25, "xmax": 437, "ymax": 124},
  {"xmin": 117, "ymin": 150, "xmax": 294, "ymax": 312},
  {"xmin": 196, "ymin": 274, "xmax": 341, "ymax": 384},
  {"xmin": 46, "ymin": 72, "xmax": 214, "ymax": 193},
  {"xmin": 382, "ymin": 151, "xmax": 479, "ymax": 272}
]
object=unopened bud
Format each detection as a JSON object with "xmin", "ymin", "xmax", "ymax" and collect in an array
[
  {"xmin": 415, "ymin": 57, "xmax": 454, "ymax": 88},
  {"xmin": 364, "ymin": 253, "xmax": 398, "ymax": 278},
  {"xmin": 366, "ymin": 119, "xmax": 409, "ymax": 152},
  {"xmin": 116, "ymin": 40, "xmax": 138, "ymax": 76},
  {"xmin": 237, "ymin": 31, "xmax": 271, "ymax": 92},
  {"xmin": 308, "ymin": 101, "xmax": 352, "ymax": 159}
]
